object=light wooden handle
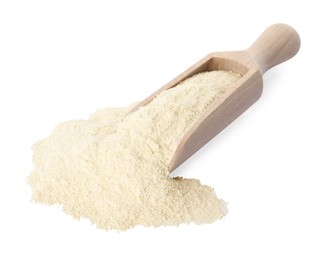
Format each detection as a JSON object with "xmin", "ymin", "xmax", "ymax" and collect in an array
[{"xmin": 248, "ymin": 23, "xmax": 301, "ymax": 74}]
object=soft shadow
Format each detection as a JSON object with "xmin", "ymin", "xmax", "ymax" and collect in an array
[{"xmin": 262, "ymin": 67, "xmax": 283, "ymax": 95}]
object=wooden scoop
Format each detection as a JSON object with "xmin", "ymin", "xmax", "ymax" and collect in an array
[{"xmin": 134, "ymin": 23, "xmax": 300, "ymax": 172}]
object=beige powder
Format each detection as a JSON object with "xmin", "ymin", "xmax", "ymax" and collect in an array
[{"xmin": 28, "ymin": 70, "xmax": 241, "ymax": 231}]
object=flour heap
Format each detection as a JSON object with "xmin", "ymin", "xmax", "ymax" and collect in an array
[{"xmin": 28, "ymin": 70, "xmax": 241, "ymax": 231}]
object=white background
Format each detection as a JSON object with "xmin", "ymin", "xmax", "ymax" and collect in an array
[{"xmin": 1, "ymin": 1, "xmax": 329, "ymax": 259}]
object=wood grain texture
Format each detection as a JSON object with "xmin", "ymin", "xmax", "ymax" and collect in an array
[
  {"xmin": 248, "ymin": 23, "xmax": 301, "ymax": 74},
  {"xmin": 133, "ymin": 24, "xmax": 301, "ymax": 172}
]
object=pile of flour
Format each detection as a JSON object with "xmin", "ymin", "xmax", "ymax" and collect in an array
[{"xmin": 28, "ymin": 70, "xmax": 241, "ymax": 231}]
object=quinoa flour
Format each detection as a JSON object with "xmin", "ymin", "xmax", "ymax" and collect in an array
[{"xmin": 28, "ymin": 70, "xmax": 241, "ymax": 231}]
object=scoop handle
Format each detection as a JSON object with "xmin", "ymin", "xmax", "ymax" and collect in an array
[{"xmin": 248, "ymin": 23, "xmax": 301, "ymax": 74}]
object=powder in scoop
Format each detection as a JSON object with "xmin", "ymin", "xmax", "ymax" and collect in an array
[{"xmin": 28, "ymin": 70, "xmax": 241, "ymax": 230}]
